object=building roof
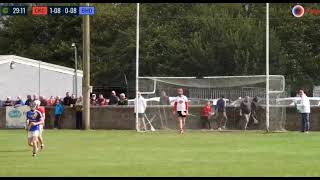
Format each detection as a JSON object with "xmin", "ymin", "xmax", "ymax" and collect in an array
[{"xmin": 0, "ymin": 55, "xmax": 83, "ymax": 77}]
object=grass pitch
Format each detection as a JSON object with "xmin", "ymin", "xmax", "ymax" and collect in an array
[{"xmin": 0, "ymin": 129, "xmax": 320, "ymax": 177}]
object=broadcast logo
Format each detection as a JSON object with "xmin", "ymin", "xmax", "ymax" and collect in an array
[{"xmin": 292, "ymin": 5, "xmax": 304, "ymax": 17}]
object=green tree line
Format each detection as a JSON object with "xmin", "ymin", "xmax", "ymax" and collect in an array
[{"xmin": 0, "ymin": 3, "xmax": 319, "ymax": 96}]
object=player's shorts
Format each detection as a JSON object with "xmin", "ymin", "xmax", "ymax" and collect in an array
[
  {"xmin": 177, "ymin": 111, "xmax": 187, "ymax": 117},
  {"xmin": 39, "ymin": 125, "xmax": 44, "ymax": 136},
  {"xmin": 28, "ymin": 130, "xmax": 40, "ymax": 138},
  {"xmin": 134, "ymin": 113, "xmax": 145, "ymax": 118}
]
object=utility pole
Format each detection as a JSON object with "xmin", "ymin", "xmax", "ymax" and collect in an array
[{"xmin": 83, "ymin": 2, "xmax": 91, "ymax": 130}]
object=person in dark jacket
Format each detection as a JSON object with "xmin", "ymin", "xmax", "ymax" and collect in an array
[
  {"xmin": 3, "ymin": 97, "xmax": 13, "ymax": 107},
  {"xmin": 216, "ymin": 95, "xmax": 228, "ymax": 130},
  {"xmin": 39, "ymin": 96, "xmax": 47, "ymax": 106},
  {"xmin": 63, "ymin": 92, "xmax": 72, "ymax": 106},
  {"xmin": 25, "ymin": 95, "xmax": 33, "ymax": 106},
  {"xmin": 14, "ymin": 96, "xmax": 24, "ymax": 106},
  {"xmin": 75, "ymin": 96, "xmax": 83, "ymax": 129},
  {"xmin": 108, "ymin": 91, "xmax": 119, "ymax": 105},
  {"xmin": 250, "ymin": 96, "xmax": 259, "ymax": 124},
  {"xmin": 240, "ymin": 96, "xmax": 251, "ymax": 130}
]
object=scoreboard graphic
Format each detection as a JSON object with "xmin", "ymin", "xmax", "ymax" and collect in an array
[{"xmin": 0, "ymin": 6, "xmax": 95, "ymax": 16}]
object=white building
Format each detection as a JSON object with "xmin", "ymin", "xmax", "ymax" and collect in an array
[{"xmin": 0, "ymin": 55, "xmax": 83, "ymax": 99}]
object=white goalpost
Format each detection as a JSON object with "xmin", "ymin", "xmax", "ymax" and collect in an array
[
  {"xmin": 135, "ymin": 3, "xmax": 140, "ymax": 132},
  {"xmin": 266, "ymin": 3, "xmax": 270, "ymax": 132}
]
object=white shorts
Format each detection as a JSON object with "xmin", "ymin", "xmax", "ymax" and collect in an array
[
  {"xmin": 28, "ymin": 130, "xmax": 40, "ymax": 138},
  {"xmin": 39, "ymin": 125, "xmax": 44, "ymax": 136}
]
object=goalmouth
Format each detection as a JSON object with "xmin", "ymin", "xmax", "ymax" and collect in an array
[{"xmin": 137, "ymin": 75, "xmax": 286, "ymax": 132}]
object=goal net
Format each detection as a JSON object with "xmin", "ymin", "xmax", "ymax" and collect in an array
[{"xmin": 137, "ymin": 75, "xmax": 287, "ymax": 132}]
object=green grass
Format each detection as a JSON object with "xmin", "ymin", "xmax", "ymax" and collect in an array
[{"xmin": 0, "ymin": 129, "xmax": 320, "ymax": 177}]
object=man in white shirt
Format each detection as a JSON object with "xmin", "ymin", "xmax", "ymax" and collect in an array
[
  {"xmin": 134, "ymin": 92, "xmax": 147, "ymax": 132},
  {"xmin": 295, "ymin": 89, "xmax": 311, "ymax": 133}
]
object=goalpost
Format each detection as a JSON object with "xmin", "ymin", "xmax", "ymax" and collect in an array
[{"xmin": 135, "ymin": 3, "xmax": 278, "ymax": 132}]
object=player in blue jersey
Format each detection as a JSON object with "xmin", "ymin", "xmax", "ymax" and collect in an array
[{"xmin": 26, "ymin": 102, "xmax": 44, "ymax": 157}]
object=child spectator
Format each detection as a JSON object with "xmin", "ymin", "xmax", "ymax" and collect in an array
[
  {"xmin": 54, "ymin": 99, "xmax": 64, "ymax": 129},
  {"xmin": 201, "ymin": 100, "xmax": 214, "ymax": 130}
]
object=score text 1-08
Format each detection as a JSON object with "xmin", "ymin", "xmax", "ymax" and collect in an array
[{"xmin": 48, "ymin": 6, "xmax": 79, "ymax": 16}]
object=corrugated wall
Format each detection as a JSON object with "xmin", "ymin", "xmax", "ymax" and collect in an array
[{"xmin": 0, "ymin": 62, "xmax": 82, "ymax": 99}]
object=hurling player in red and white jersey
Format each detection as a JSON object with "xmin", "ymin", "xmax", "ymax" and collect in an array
[
  {"xmin": 34, "ymin": 100, "xmax": 45, "ymax": 150},
  {"xmin": 173, "ymin": 88, "xmax": 189, "ymax": 134}
]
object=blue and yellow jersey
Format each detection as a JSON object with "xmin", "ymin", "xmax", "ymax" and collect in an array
[{"xmin": 26, "ymin": 110, "xmax": 41, "ymax": 132}]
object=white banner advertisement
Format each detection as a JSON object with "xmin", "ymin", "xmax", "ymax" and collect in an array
[{"xmin": 6, "ymin": 106, "xmax": 30, "ymax": 128}]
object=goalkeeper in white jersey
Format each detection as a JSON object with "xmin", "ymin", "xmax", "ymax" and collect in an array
[{"xmin": 173, "ymin": 88, "xmax": 189, "ymax": 134}]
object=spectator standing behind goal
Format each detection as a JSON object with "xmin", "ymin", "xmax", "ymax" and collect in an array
[
  {"xmin": 98, "ymin": 94, "xmax": 107, "ymax": 106},
  {"xmin": 250, "ymin": 96, "xmax": 259, "ymax": 124},
  {"xmin": 134, "ymin": 92, "xmax": 147, "ymax": 132},
  {"xmin": 90, "ymin": 94, "xmax": 98, "ymax": 106},
  {"xmin": 201, "ymin": 100, "xmax": 214, "ymax": 130},
  {"xmin": 240, "ymin": 96, "xmax": 251, "ymax": 130},
  {"xmin": 295, "ymin": 89, "xmax": 311, "ymax": 133},
  {"xmin": 159, "ymin": 91, "xmax": 170, "ymax": 105},
  {"xmin": 216, "ymin": 95, "xmax": 228, "ymax": 131},
  {"xmin": 118, "ymin": 93, "xmax": 128, "ymax": 105},
  {"xmin": 54, "ymin": 99, "xmax": 64, "ymax": 129},
  {"xmin": 108, "ymin": 91, "xmax": 119, "ymax": 105}
]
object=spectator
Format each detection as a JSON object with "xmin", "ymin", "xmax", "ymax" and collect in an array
[
  {"xmin": 25, "ymin": 95, "xmax": 32, "ymax": 106},
  {"xmin": 63, "ymin": 92, "xmax": 72, "ymax": 106},
  {"xmin": 251, "ymin": 96, "xmax": 259, "ymax": 124},
  {"xmin": 54, "ymin": 99, "xmax": 64, "ymax": 129},
  {"xmin": 90, "ymin": 94, "xmax": 97, "ymax": 106},
  {"xmin": 75, "ymin": 96, "xmax": 83, "ymax": 129},
  {"xmin": 159, "ymin": 90, "xmax": 170, "ymax": 105},
  {"xmin": 134, "ymin": 92, "xmax": 147, "ymax": 132},
  {"xmin": 14, "ymin": 96, "xmax": 24, "ymax": 106},
  {"xmin": 201, "ymin": 100, "xmax": 214, "ymax": 130},
  {"xmin": 47, "ymin": 96, "xmax": 56, "ymax": 106},
  {"xmin": 108, "ymin": 90, "xmax": 119, "ymax": 105},
  {"xmin": 71, "ymin": 94, "xmax": 77, "ymax": 106},
  {"xmin": 295, "ymin": 89, "xmax": 311, "ymax": 133},
  {"xmin": 39, "ymin": 96, "xmax": 47, "ymax": 106},
  {"xmin": 55, "ymin": 96, "xmax": 61, "ymax": 103},
  {"xmin": 240, "ymin": 96, "xmax": 251, "ymax": 130},
  {"xmin": 98, "ymin": 94, "xmax": 107, "ymax": 106},
  {"xmin": 32, "ymin": 94, "xmax": 38, "ymax": 101},
  {"xmin": 3, "ymin": 97, "xmax": 13, "ymax": 107},
  {"xmin": 118, "ymin": 93, "xmax": 128, "ymax": 105},
  {"xmin": 216, "ymin": 95, "xmax": 228, "ymax": 131}
]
